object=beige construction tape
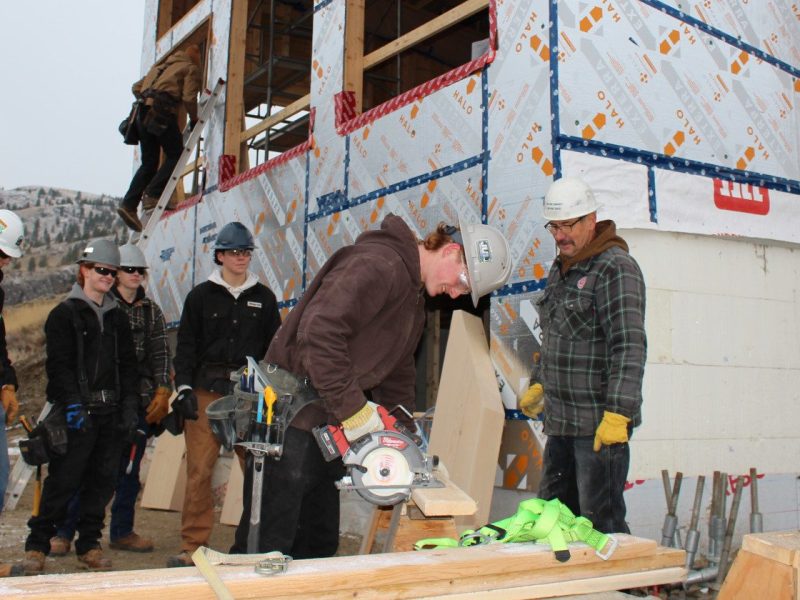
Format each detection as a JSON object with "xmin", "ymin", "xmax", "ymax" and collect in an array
[{"xmin": 191, "ymin": 546, "xmax": 290, "ymax": 600}]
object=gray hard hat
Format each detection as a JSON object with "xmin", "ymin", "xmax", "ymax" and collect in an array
[
  {"xmin": 76, "ymin": 239, "xmax": 120, "ymax": 268},
  {"xmin": 457, "ymin": 216, "xmax": 513, "ymax": 307},
  {"xmin": 119, "ymin": 243, "xmax": 148, "ymax": 268},
  {"xmin": 214, "ymin": 222, "xmax": 255, "ymax": 251}
]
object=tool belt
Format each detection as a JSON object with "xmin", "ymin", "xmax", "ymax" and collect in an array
[
  {"xmin": 19, "ymin": 404, "xmax": 69, "ymax": 466},
  {"xmin": 140, "ymin": 90, "xmax": 178, "ymax": 136},
  {"xmin": 414, "ymin": 498, "xmax": 617, "ymax": 563},
  {"xmin": 85, "ymin": 389, "xmax": 117, "ymax": 407}
]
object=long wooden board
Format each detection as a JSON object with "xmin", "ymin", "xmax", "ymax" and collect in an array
[
  {"xmin": 2, "ymin": 535, "xmax": 685, "ymax": 599},
  {"xmin": 139, "ymin": 432, "xmax": 186, "ymax": 511}
]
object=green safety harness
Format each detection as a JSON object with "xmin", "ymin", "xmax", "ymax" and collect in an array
[{"xmin": 414, "ymin": 498, "xmax": 617, "ymax": 563}]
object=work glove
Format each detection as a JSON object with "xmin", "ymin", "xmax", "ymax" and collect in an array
[
  {"xmin": 519, "ymin": 383, "xmax": 544, "ymax": 419},
  {"xmin": 1, "ymin": 384, "xmax": 19, "ymax": 425},
  {"xmin": 145, "ymin": 386, "xmax": 172, "ymax": 425},
  {"xmin": 341, "ymin": 401, "xmax": 383, "ymax": 443},
  {"xmin": 172, "ymin": 388, "xmax": 199, "ymax": 421},
  {"xmin": 65, "ymin": 403, "xmax": 91, "ymax": 433},
  {"xmin": 118, "ymin": 406, "xmax": 139, "ymax": 444},
  {"xmin": 593, "ymin": 411, "xmax": 631, "ymax": 452}
]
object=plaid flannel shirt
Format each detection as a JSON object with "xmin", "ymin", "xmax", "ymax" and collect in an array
[{"xmin": 538, "ymin": 245, "xmax": 646, "ymax": 437}]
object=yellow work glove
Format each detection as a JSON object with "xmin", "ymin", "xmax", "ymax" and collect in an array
[
  {"xmin": 1, "ymin": 385, "xmax": 18, "ymax": 426},
  {"xmin": 341, "ymin": 400, "xmax": 383, "ymax": 443},
  {"xmin": 519, "ymin": 383, "xmax": 544, "ymax": 418},
  {"xmin": 145, "ymin": 386, "xmax": 173, "ymax": 425},
  {"xmin": 593, "ymin": 411, "xmax": 631, "ymax": 452}
]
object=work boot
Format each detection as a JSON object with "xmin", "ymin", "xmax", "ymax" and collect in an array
[
  {"xmin": 110, "ymin": 532, "xmax": 154, "ymax": 553},
  {"xmin": 117, "ymin": 206, "xmax": 143, "ymax": 232},
  {"xmin": 166, "ymin": 550, "xmax": 193, "ymax": 568},
  {"xmin": 49, "ymin": 536, "xmax": 71, "ymax": 556},
  {"xmin": 77, "ymin": 548, "xmax": 112, "ymax": 571},
  {"xmin": 141, "ymin": 193, "xmax": 159, "ymax": 211},
  {"xmin": 0, "ymin": 562, "xmax": 24, "ymax": 577},
  {"xmin": 22, "ymin": 551, "xmax": 45, "ymax": 575}
]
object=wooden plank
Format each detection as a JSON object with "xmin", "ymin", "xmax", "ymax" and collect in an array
[
  {"xmin": 2, "ymin": 535, "xmax": 685, "ymax": 599},
  {"xmin": 374, "ymin": 508, "xmax": 459, "ymax": 553},
  {"xmin": 223, "ymin": 0, "xmax": 248, "ymax": 170},
  {"xmin": 343, "ymin": 0, "xmax": 365, "ymax": 114},
  {"xmin": 428, "ymin": 310, "xmax": 505, "ymax": 529},
  {"xmin": 219, "ymin": 454, "xmax": 244, "ymax": 526},
  {"xmin": 239, "ymin": 94, "xmax": 311, "ymax": 143},
  {"xmin": 411, "ymin": 475, "xmax": 476, "ymax": 517},
  {"xmin": 741, "ymin": 530, "xmax": 800, "ymax": 567},
  {"xmin": 717, "ymin": 549, "xmax": 795, "ymax": 600},
  {"xmin": 139, "ymin": 432, "xmax": 186, "ymax": 511},
  {"xmin": 363, "ymin": 0, "xmax": 489, "ymax": 71}
]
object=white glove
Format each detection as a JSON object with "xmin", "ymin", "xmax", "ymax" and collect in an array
[{"xmin": 341, "ymin": 401, "xmax": 383, "ymax": 443}]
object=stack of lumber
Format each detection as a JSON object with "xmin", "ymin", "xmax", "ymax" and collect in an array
[
  {"xmin": 718, "ymin": 530, "xmax": 800, "ymax": 599},
  {"xmin": 2, "ymin": 534, "xmax": 685, "ymax": 599}
]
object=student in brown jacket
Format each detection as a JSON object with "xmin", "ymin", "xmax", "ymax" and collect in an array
[
  {"xmin": 231, "ymin": 213, "xmax": 512, "ymax": 557},
  {"xmin": 117, "ymin": 44, "xmax": 202, "ymax": 232}
]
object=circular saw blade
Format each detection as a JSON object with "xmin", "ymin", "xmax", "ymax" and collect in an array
[{"xmin": 353, "ymin": 445, "xmax": 414, "ymax": 505}]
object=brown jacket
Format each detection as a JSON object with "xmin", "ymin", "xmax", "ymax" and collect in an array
[
  {"xmin": 132, "ymin": 50, "xmax": 201, "ymax": 120},
  {"xmin": 266, "ymin": 214, "xmax": 425, "ymax": 431}
]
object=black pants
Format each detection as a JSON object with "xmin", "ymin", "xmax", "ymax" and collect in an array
[
  {"xmin": 121, "ymin": 107, "xmax": 182, "ymax": 210},
  {"xmin": 537, "ymin": 435, "xmax": 631, "ymax": 534},
  {"xmin": 26, "ymin": 413, "xmax": 122, "ymax": 555},
  {"xmin": 231, "ymin": 427, "xmax": 345, "ymax": 558}
]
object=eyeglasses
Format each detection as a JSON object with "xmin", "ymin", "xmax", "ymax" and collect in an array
[
  {"xmin": 544, "ymin": 215, "xmax": 585, "ymax": 234},
  {"xmin": 455, "ymin": 258, "xmax": 471, "ymax": 296},
  {"xmin": 225, "ymin": 249, "xmax": 252, "ymax": 257},
  {"xmin": 121, "ymin": 266, "xmax": 147, "ymax": 275},
  {"xmin": 93, "ymin": 266, "xmax": 118, "ymax": 277}
]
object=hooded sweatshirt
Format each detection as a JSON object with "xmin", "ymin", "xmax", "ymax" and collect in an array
[{"xmin": 266, "ymin": 214, "xmax": 425, "ymax": 431}]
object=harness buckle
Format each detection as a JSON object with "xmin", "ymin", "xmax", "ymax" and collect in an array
[
  {"xmin": 595, "ymin": 535, "xmax": 618, "ymax": 561},
  {"xmin": 254, "ymin": 554, "xmax": 292, "ymax": 575},
  {"xmin": 459, "ymin": 532, "xmax": 494, "ymax": 547}
]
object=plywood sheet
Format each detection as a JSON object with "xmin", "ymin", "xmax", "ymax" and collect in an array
[{"xmin": 140, "ymin": 432, "xmax": 186, "ymax": 511}]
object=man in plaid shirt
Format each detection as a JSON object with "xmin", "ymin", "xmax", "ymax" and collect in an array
[{"xmin": 523, "ymin": 177, "xmax": 646, "ymax": 534}]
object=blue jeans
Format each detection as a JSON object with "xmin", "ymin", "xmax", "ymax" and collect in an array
[
  {"xmin": 56, "ymin": 416, "xmax": 148, "ymax": 543},
  {"xmin": 0, "ymin": 403, "xmax": 8, "ymax": 514},
  {"xmin": 538, "ymin": 435, "xmax": 631, "ymax": 534}
]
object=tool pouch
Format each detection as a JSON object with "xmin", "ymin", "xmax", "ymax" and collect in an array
[
  {"xmin": 19, "ymin": 406, "xmax": 68, "ymax": 466},
  {"xmin": 19, "ymin": 436, "xmax": 49, "ymax": 466}
]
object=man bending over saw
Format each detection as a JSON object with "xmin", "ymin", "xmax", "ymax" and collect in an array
[{"xmin": 231, "ymin": 213, "xmax": 512, "ymax": 557}]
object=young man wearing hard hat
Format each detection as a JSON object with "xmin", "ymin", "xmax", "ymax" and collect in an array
[
  {"xmin": 236, "ymin": 213, "xmax": 512, "ymax": 557},
  {"xmin": 0, "ymin": 209, "xmax": 24, "ymax": 577},
  {"xmin": 23, "ymin": 240, "xmax": 140, "ymax": 573},
  {"xmin": 524, "ymin": 177, "xmax": 646, "ymax": 534},
  {"xmin": 167, "ymin": 222, "xmax": 281, "ymax": 567}
]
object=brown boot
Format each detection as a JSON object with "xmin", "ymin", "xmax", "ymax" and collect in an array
[
  {"xmin": 77, "ymin": 548, "xmax": 112, "ymax": 571},
  {"xmin": 166, "ymin": 550, "xmax": 193, "ymax": 568},
  {"xmin": 110, "ymin": 532, "xmax": 154, "ymax": 553},
  {"xmin": 0, "ymin": 562, "xmax": 24, "ymax": 577},
  {"xmin": 50, "ymin": 536, "xmax": 71, "ymax": 556},
  {"xmin": 22, "ymin": 550, "xmax": 45, "ymax": 575},
  {"xmin": 117, "ymin": 206, "xmax": 143, "ymax": 232},
  {"xmin": 141, "ymin": 193, "xmax": 159, "ymax": 211}
]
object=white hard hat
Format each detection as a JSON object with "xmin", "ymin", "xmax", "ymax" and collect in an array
[
  {"xmin": 119, "ymin": 243, "xmax": 148, "ymax": 268},
  {"xmin": 543, "ymin": 177, "xmax": 598, "ymax": 221},
  {"xmin": 0, "ymin": 209, "xmax": 24, "ymax": 258},
  {"xmin": 458, "ymin": 216, "xmax": 513, "ymax": 307}
]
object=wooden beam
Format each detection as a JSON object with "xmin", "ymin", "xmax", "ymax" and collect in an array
[
  {"xmin": 363, "ymin": 0, "xmax": 489, "ymax": 71},
  {"xmin": 3, "ymin": 535, "xmax": 685, "ymax": 599},
  {"xmin": 224, "ymin": 0, "xmax": 249, "ymax": 171},
  {"xmin": 239, "ymin": 93, "xmax": 311, "ymax": 143},
  {"xmin": 411, "ymin": 472, "xmax": 476, "ymax": 517},
  {"xmin": 344, "ymin": 0, "xmax": 365, "ymax": 113}
]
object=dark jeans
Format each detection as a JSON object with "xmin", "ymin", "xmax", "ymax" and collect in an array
[
  {"xmin": 231, "ymin": 427, "xmax": 345, "ymax": 558},
  {"xmin": 121, "ymin": 107, "xmax": 182, "ymax": 210},
  {"xmin": 26, "ymin": 413, "xmax": 122, "ymax": 555},
  {"xmin": 538, "ymin": 435, "xmax": 631, "ymax": 534},
  {"xmin": 56, "ymin": 415, "xmax": 148, "ymax": 543}
]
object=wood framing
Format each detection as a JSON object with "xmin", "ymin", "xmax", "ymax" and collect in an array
[
  {"xmin": 428, "ymin": 310, "xmax": 505, "ymax": 529},
  {"xmin": 362, "ymin": 0, "xmax": 489, "ymax": 71},
  {"xmin": 238, "ymin": 94, "xmax": 311, "ymax": 144},
  {"xmin": 223, "ymin": 0, "xmax": 248, "ymax": 170},
  {"xmin": 344, "ymin": 0, "xmax": 365, "ymax": 114},
  {"xmin": 3, "ymin": 535, "xmax": 685, "ymax": 599}
]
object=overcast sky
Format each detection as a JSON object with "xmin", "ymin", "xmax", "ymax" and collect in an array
[{"xmin": 0, "ymin": 2, "xmax": 146, "ymax": 198}]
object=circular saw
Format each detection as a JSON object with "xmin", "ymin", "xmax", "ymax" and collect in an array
[{"xmin": 313, "ymin": 407, "xmax": 442, "ymax": 506}]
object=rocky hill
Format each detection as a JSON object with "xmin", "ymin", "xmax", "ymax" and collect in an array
[{"xmin": 0, "ymin": 186, "xmax": 129, "ymax": 305}]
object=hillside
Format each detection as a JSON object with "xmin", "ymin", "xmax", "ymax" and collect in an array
[{"xmin": 0, "ymin": 186, "xmax": 129, "ymax": 305}]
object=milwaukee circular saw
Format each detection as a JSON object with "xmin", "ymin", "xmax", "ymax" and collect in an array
[{"xmin": 313, "ymin": 405, "xmax": 442, "ymax": 506}]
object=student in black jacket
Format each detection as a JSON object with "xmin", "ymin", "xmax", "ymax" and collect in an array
[
  {"xmin": 166, "ymin": 222, "xmax": 280, "ymax": 567},
  {"xmin": 23, "ymin": 240, "xmax": 139, "ymax": 574}
]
